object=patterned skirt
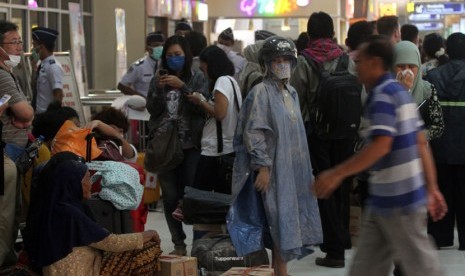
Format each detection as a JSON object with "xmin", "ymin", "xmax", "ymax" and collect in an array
[{"xmin": 100, "ymin": 240, "xmax": 162, "ymax": 276}]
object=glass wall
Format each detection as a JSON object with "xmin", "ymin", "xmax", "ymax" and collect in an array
[{"xmin": 0, "ymin": 0, "xmax": 93, "ymax": 86}]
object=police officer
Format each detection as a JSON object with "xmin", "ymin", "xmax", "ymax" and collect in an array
[
  {"xmin": 31, "ymin": 27, "xmax": 63, "ymax": 114},
  {"xmin": 117, "ymin": 32, "xmax": 165, "ymax": 98}
]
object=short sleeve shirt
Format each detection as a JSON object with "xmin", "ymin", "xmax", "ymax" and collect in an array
[
  {"xmin": 365, "ymin": 73, "xmax": 427, "ymax": 215},
  {"xmin": 201, "ymin": 76, "xmax": 242, "ymax": 156},
  {"xmin": 0, "ymin": 68, "xmax": 29, "ymax": 146},
  {"xmin": 120, "ymin": 56, "xmax": 157, "ymax": 97},
  {"xmin": 36, "ymin": 55, "xmax": 64, "ymax": 113}
]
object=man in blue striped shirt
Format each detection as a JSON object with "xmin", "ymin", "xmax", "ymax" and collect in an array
[{"xmin": 314, "ymin": 35, "xmax": 447, "ymax": 276}]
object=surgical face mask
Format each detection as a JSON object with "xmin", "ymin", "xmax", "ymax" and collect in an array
[
  {"xmin": 271, "ymin": 61, "xmax": 291, "ymax": 80},
  {"xmin": 31, "ymin": 46, "xmax": 40, "ymax": 61},
  {"xmin": 167, "ymin": 55, "xmax": 185, "ymax": 72},
  {"xmin": 151, "ymin": 46, "xmax": 163, "ymax": 60},
  {"xmin": 217, "ymin": 43, "xmax": 231, "ymax": 54},
  {"xmin": 5, "ymin": 54, "xmax": 21, "ymax": 68}
]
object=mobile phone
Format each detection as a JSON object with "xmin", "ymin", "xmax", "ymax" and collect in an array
[
  {"xmin": 159, "ymin": 69, "xmax": 168, "ymax": 76},
  {"xmin": 0, "ymin": 94, "xmax": 11, "ymax": 106}
]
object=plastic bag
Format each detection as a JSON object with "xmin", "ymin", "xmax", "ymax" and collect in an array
[
  {"xmin": 226, "ymin": 174, "xmax": 270, "ymax": 256},
  {"xmin": 51, "ymin": 120, "xmax": 102, "ymax": 160}
]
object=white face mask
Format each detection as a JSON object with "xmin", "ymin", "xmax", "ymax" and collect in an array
[
  {"xmin": 217, "ymin": 43, "xmax": 231, "ymax": 54},
  {"xmin": 5, "ymin": 54, "xmax": 21, "ymax": 68},
  {"xmin": 271, "ymin": 61, "xmax": 291, "ymax": 80}
]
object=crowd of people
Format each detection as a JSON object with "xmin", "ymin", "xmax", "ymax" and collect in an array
[{"xmin": 0, "ymin": 10, "xmax": 463, "ymax": 276}]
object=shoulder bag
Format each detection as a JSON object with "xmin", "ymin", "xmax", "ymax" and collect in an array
[
  {"xmin": 144, "ymin": 94, "xmax": 184, "ymax": 173},
  {"xmin": 418, "ymin": 84, "xmax": 444, "ymax": 140}
]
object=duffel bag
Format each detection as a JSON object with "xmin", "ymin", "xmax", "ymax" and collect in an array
[{"xmin": 191, "ymin": 234, "xmax": 269, "ymax": 273}]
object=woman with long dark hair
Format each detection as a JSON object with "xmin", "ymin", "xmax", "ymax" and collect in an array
[
  {"xmin": 145, "ymin": 35, "xmax": 208, "ymax": 255},
  {"xmin": 187, "ymin": 45, "xmax": 241, "ymax": 195}
]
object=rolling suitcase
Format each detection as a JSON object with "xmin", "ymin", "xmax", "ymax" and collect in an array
[
  {"xmin": 84, "ymin": 133, "xmax": 135, "ymax": 234},
  {"xmin": 83, "ymin": 196, "xmax": 134, "ymax": 234}
]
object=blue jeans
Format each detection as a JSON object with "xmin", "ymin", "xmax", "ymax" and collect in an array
[{"xmin": 158, "ymin": 148, "xmax": 200, "ymax": 249}]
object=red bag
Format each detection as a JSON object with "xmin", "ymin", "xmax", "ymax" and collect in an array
[
  {"xmin": 97, "ymin": 140, "xmax": 125, "ymax": 161},
  {"xmin": 90, "ymin": 161, "xmax": 147, "ymax": 232}
]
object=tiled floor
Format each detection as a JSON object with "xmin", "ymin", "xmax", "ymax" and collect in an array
[{"xmin": 146, "ymin": 205, "xmax": 465, "ymax": 276}]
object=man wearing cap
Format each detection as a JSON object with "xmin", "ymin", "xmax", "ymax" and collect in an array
[
  {"xmin": 31, "ymin": 27, "xmax": 64, "ymax": 114},
  {"xmin": 217, "ymin": 27, "xmax": 246, "ymax": 81},
  {"xmin": 117, "ymin": 32, "xmax": 165, "ymax": 98},
  {"xmin": 175, "ymin": 21, "xmax": 192, "ymax": 36}
]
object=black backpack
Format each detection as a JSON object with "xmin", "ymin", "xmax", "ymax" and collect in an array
[{"xmin": 302, "ymin": 53, "xmax": 362, "ymax": 139}]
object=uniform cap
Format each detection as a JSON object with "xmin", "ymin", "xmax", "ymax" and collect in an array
[
  {"xmin": 146, "ymin": 32, "xmax": 165, "ymax": 44},
  {"xmin": 219, "ymin": 27, "xmax": 234, "ymax": 42},
  {"xmin": 175, "ymin": 22, "xmax": 192, "ymax": 32},
  {"xmin": 32, "ymin": 27, "xmax": 59, "ymax": 44},
  {"xmin": 255, "ymin": 30, "xmax": 276, "ymax": 41}
]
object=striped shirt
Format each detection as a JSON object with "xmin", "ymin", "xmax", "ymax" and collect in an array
[
  {"xmin": 0, "ymin": 68, "xmax": 29, "ymax": 147},
  {"xmin": 365, "ymin": 73, "xmax": 426, "ymax": 215}
]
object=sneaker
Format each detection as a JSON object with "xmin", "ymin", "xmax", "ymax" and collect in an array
[
  {"xmin": 315, "ymin": 256, "xmax": 345, "ymax": 268},
  {"xmin": 169, "ymin": 248, "xmax": 187, "ymax": 256}
]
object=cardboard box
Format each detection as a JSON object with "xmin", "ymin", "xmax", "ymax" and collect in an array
[
  {"xmin": 159, "ymin": 255, "xmax": 198, "ymax": 276},
  {"xmin": 221, "ymin": 267, "xmax": 274, "ymax": 276}
]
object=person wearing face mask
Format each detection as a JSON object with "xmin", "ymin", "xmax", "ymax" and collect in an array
[
  {"xmin": 145, "ymin": 35, "xmax": 208, "ymax": 256},
  {"xmin": 31, "ymin": 27, "xmax": 64, "ymax": 114},
  {"xmin": 290, "ymin": 12, "xmax": 360, "ymax": 268},
  {"xmin": 118, "ymin": 32, "xmax": 165, "ymax": 98},
  {"xmin": 217, "ymin": 27, "xmax": 246, "ymax": 82},
  {"xmin": 227, "ymin": 36, "xmax": 322, "ymax": 276},
  {"xmin": 0, "ymin": 20, "xmax": 34, "ymax": 268}
]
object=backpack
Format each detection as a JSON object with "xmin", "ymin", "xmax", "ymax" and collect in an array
[{"xmin": 302, "ymin": 53, "xmax": 362, "ymax": 140}]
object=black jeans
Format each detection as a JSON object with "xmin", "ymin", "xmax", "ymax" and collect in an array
[
  {"xmin": 428, "ymin": 163, "xmax": 465, "ymax": 248},
  {"xmin": 158, "ymin": 148, "xmax": 200, "ymax": 249},
  {"xmin": 308, "ymin": 131, "xmax": 355, "ymax": 260}
]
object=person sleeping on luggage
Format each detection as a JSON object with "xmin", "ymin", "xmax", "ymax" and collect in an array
[
  {"xmin": 86, "ymin": 107, "xmax": 138, "ymax": 163},
  {"xmin": 23, "ymin": 152, "xmax": 161, "ymax": 276}
]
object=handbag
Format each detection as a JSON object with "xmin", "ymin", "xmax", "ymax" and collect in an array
[
  {"xmin": 97, "ymin": 139, "xmax": 125, "ymax": 161},
  {"xmin": 418, "ymin": 84, "xmax": 444, "ymax": 140},
  {"xmin": 51, "ymin": 120, "xmax": 102, "ymax": 159},
  {"xmin": 87, "ymin": 161, "xmax": 144, "ymax": 210},
  {"xmin": 214, "ymin": 77, "xmax": 240, "ymax": 185},
  {"xmin": 144, "ymin": 120, "xmax": 184, "ymax": 173}
]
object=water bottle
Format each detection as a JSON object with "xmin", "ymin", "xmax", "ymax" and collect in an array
[{"xmin": 16, "ymin": 135, "xmax": 44, "ymax": 174}]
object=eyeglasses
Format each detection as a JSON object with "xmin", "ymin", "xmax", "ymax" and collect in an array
[{"xmin": 2, "ymin": 40, "xmax": 23, "ymax": 45}]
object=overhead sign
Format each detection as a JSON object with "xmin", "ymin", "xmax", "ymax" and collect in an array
[
  {"xmin": 380, "ymin": 2, "xmax": 397, "ymax": 16},
  {"xmin": 408, "ymin": 13, "xmax": 441, "ymax": 21},
  {"xmin": 414, "ymin": 3, "xmax": 463, "ymax": 15},
  {"xmin": 415, "ymin": 22, "xmax": 444, "ymax": 31},
  {"xmin": 239, "ymin": 0, "xmax": 308, "ymax": 17}
]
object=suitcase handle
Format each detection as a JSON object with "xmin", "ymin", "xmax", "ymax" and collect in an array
[{"xmin": 85, "ymin": 132, "xmax": 95, "ymax": 163}]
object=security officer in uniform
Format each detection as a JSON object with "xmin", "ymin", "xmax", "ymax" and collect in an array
[
  {"xmin": 118, "ymin": 32, "xmax": 165, "ymax": 98},
  {"xmin": 31, "ymin": 27, "xmax": 63, "ymax": 114}
]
